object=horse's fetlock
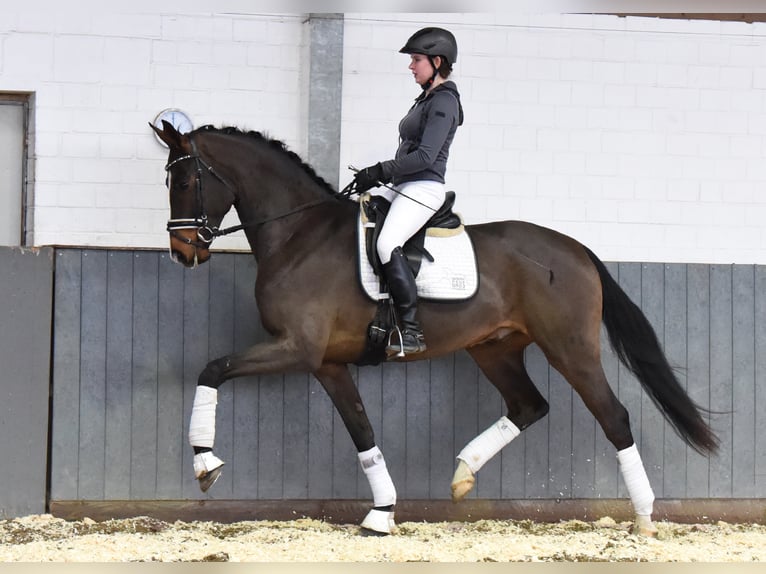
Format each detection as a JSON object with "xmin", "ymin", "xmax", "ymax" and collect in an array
[{"xmin": 198, "ymin": 359, "xmax": 228, "ymax": 388}]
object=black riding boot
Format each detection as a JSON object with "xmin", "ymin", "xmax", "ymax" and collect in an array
[{"xmin": 382, "ymin": 247, "xmax": 426, "ymax": 355}]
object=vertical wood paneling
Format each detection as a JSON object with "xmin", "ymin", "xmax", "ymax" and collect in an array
[
  {"xmin": 129, "ymin": 252, "xmax": 159, "ymax": 499},
  {"xmin": 686, "ymin": 264, "xmax": 711, "ymax": 497},
  {"xmin": 405, "ymin": 361, "xmax": 431, "ymax": 498},
  {"xmin": 523, "ymin": 345, "xmax": 550, "ymax": 498},
  {"xmin": 663, "ymin": 264, "xmax": 688, "ymax": 498},
  {"xmin": 429, "ymin": 355, "xmax": 455, "ymax": 500},
  {"xmin": 231, "ymin": 255, "xmax": 260, "ymax": 499},
  {"xmin": 283, "ymin": 372, "xmax": 311, "ymax": 498},
  {"xmin": 547, "ymin": 366, "xmax": 573, "ymax": 499},
  {"xmin": 49, "ymin": 251, "xmax": 765, "ymax": 506},
  {"xmin": 379, "ymin": 363, "xmax": 407, "ymax": 496},
  {"xmin": 131, "ymin": 252, "xmax": 160, "ymax": 499},
  {"xmin": 104, "ymin": 251, "xmax": 133, "ymax": 500},
  {"xmin": 307, "ymin": 374, "xmax": 334, "ymax": 498},
  {"xmin": 156, "ymin": 253, "xmax": 185, "ymax": 499},
  {"xmin": 50, "ymin": 250, "xmax": 82, "ymax": 500},
  {"xmin": 709, "ymin": 265, "xmax": 733, "ymax": 497},
  {"xmin": 756, "ymin": 267, "xmax": 766, "ymax": 496},
  {"xmin": 259, "ymin": 374, "xmax": 286, "ymax": 499},
  {"xmin": 78, "ymin": 250, "xmax": 108, "ymax": 499},
  {"xmin": 732, "ymin": 265, "xmax": 756, "ymax": 498},
  {"xmin": 0, "ymin": 247, "xmax": 54, "ymax": 517}
]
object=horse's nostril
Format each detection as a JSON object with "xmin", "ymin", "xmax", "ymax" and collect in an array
[{"xmin": 171, "ymin": 249, "xmax": 193, "ymax": 267}]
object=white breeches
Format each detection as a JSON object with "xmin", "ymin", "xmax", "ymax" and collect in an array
[{"xmin": 374, "ymin": 180, "xmax": 446, "ymax": 264}]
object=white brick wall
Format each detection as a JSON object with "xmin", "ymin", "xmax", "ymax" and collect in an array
[
  {"xmin": 1, "ymin": 9, "xmax": 305, "ymax": 250},
  {"xmin": 3, "ymin": 10, "xmax": 766, "ymax": 263},
  {"xmin": 340, "ymin": 13, "xmax": 766, "ymax": 264}
]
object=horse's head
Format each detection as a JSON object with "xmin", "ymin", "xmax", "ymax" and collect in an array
[{"xmin": 151, "ymin": 120, "xmax": 235, "ymax": 267}]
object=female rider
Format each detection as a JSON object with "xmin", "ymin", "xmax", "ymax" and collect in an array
[{"xmin": 352, "ymin": 27, "xmax": 464, "ymax": 356}]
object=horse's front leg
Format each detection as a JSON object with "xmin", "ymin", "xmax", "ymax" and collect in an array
[
  {"xmin": 188, "ymin": 337, "xmax": 320, "ymax": 492},
  {"xmin": 314, "ymin": 362, "xmax": 397, "ymax": 535}
]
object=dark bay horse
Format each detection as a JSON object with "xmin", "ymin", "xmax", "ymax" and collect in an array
[{"xmin": 151, "ymin": 120, "xmax": 717, "ymax": 536}]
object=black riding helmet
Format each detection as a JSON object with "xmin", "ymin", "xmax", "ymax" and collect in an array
[
  {"xmin": 399, "ymin": 27, "xmax": 458, "ymax": 65},
  {"xmin": 400, "ymin": 27, "xmax": 457, "ymax": 89}
]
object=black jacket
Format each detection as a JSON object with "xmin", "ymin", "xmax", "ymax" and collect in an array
[{"xmin": 380, "ymin": 81, "xmax": 464, "ymax": 186}]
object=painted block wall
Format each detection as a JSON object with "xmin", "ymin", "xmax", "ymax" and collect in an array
[
  {"xmin": 0, "ymin": 9, "xmax": 306, "ymax": 250},
  {"xmin": 3, "ymin": 10, "xmax": 766, "ymax": 264},
  {"xmin": 341, "ymin": 13, "xmax": 766, "ymax": 264}
]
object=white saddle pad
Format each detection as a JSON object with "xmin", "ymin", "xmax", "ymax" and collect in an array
[{"xmin": 357, "ymin": 209, "xmax": 479, "ymax": 302}]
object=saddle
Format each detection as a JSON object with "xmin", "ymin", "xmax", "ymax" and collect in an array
[
  {"xmin": 355, "ymin": 191, "xmax": 476, "ymax": 367},
  {"xmin": 361, "ymin": 191, "xmax": 462, "ymax": 279}
]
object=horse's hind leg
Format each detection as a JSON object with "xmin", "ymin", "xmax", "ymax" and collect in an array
[
  {"xmin": 452, "ymin": 343, "xmax": 550, "ymax": 502},
  {"xmin": 551, "ymin": 353, "xmax": 658, "ymax": 537},
  {"xmin": 313, "ymin": 362, "xmax": 397, "ymax": 535}
]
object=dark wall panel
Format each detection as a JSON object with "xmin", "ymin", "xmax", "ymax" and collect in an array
[
  {"xmin": 48, "ymin": 248, "xmax": 766, "ymax": 508},
  {"xmin": 0, "ymin": 247, "xmax": 53, "ymax": 518}
]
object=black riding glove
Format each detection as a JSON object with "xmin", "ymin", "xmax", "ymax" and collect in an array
[{"xmin": 353, "ymin": 163, "xmax": 385, "ymax": 194}]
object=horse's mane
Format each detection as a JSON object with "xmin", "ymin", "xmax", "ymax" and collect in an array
[{"xmin": 195, "ymin": 125, "xmax": 343, "ymax": 199}]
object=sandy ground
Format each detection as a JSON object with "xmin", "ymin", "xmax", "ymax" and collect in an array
[{"xmin": 0, "ymin": 514, "xmax": 765, "ymax": 563}]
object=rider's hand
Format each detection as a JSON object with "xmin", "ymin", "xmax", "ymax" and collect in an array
[{"xmin": 352, "ymin": 163, "xmax": 384, "ymax": 194}]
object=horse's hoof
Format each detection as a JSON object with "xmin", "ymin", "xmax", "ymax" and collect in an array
[
  {"xmin": 198, "ymin": 467, "xmax": 223, "ymax": 493},
  {"xmin": 450, "ymin": 459, "xmax": 475, "ymax": 503},
  {"xmin": 360, "ymin": 508, "xmax": 396, "ymax": 535},
  {"xmin": 631, "ymin": 515, "xmax": 659, "ymax": 538},
  {"xmin": 193, "ymin": 451, "xmax": 225, "ymax": 492}
]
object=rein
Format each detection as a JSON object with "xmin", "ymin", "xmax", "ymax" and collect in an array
[{"xmin": 165, "ymin": 140, "xmax": 331, "ymax": 248}]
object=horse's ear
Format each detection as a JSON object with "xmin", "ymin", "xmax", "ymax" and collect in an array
[{"xmin": 149, "ymin": 120, "xmax": 184, "ymax": 149}]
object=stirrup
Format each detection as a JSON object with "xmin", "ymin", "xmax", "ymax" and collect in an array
[
  {"xmin": 386, "ymin": 328, "xmax": 426, "ymax": 357},
  {"xmin": 386, "ymin": 324, "xmax": 406, "ymax": 358}
]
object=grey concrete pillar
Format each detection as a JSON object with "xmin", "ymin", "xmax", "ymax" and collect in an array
[{"xmin": 306, "ymin": 13, "xmax": 344, "ymax": 189}]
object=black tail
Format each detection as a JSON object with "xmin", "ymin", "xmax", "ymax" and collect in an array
[{"xmin": 584, "ymin": 246, "xmax": 719, "ymax": 455}]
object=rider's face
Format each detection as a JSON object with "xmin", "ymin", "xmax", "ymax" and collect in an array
[{"xmin": 409, "ymin": 54, "xmax": 439, "ymax": 86}]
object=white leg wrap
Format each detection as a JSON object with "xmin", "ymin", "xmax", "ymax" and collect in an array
[
  {"xmin": 617, "ymin": 443, "xmax": 655, "ymax": 517},
  {"xmin": 188, "ymin": 386, "xmax": 218, "ymax": 448},
  {"xmin": 358, "ymin": 446, "xmax": 397, "ymax": 507},
  {"xmin": 456, "ymin": 416, "xmax": 521, "ymax": 474}
]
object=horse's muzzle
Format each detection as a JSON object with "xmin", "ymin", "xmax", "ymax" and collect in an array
[{"xmin": 169, "ymin": 230, "xmax": 211, "ymax": 267}]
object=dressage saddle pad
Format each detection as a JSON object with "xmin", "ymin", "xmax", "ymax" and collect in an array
[{"xmin": 356, "ymin": 195, "xmax": 479, "ymax": 302}]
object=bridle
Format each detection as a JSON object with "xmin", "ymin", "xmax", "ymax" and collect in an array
[{"xmin": 164, "ymin": 138, "xmax": 331, "ymax": 249}]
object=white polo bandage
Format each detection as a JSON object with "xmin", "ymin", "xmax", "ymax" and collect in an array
[
  {"xmin": 457, "ymin": 416, "xmax": 521, "ymax": 474},
  {"xmin": 617, "ymin": 443, "xmax": 655, "ymax": 517},
  {"xmin": 358, "ymin": 446, "xmax": 397, "ymax": 507},
  {"xmin": 189, "ymin": 385, "xmax": 218, "ymax": 448}
]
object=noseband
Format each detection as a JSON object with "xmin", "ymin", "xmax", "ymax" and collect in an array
[
  {"xmin": 165, "ymin": 137, "xmax": 332, "ymax": 249},
  {"xmin": 165, "ymin": 139, "xmax": 230, "ymax": 249}
]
